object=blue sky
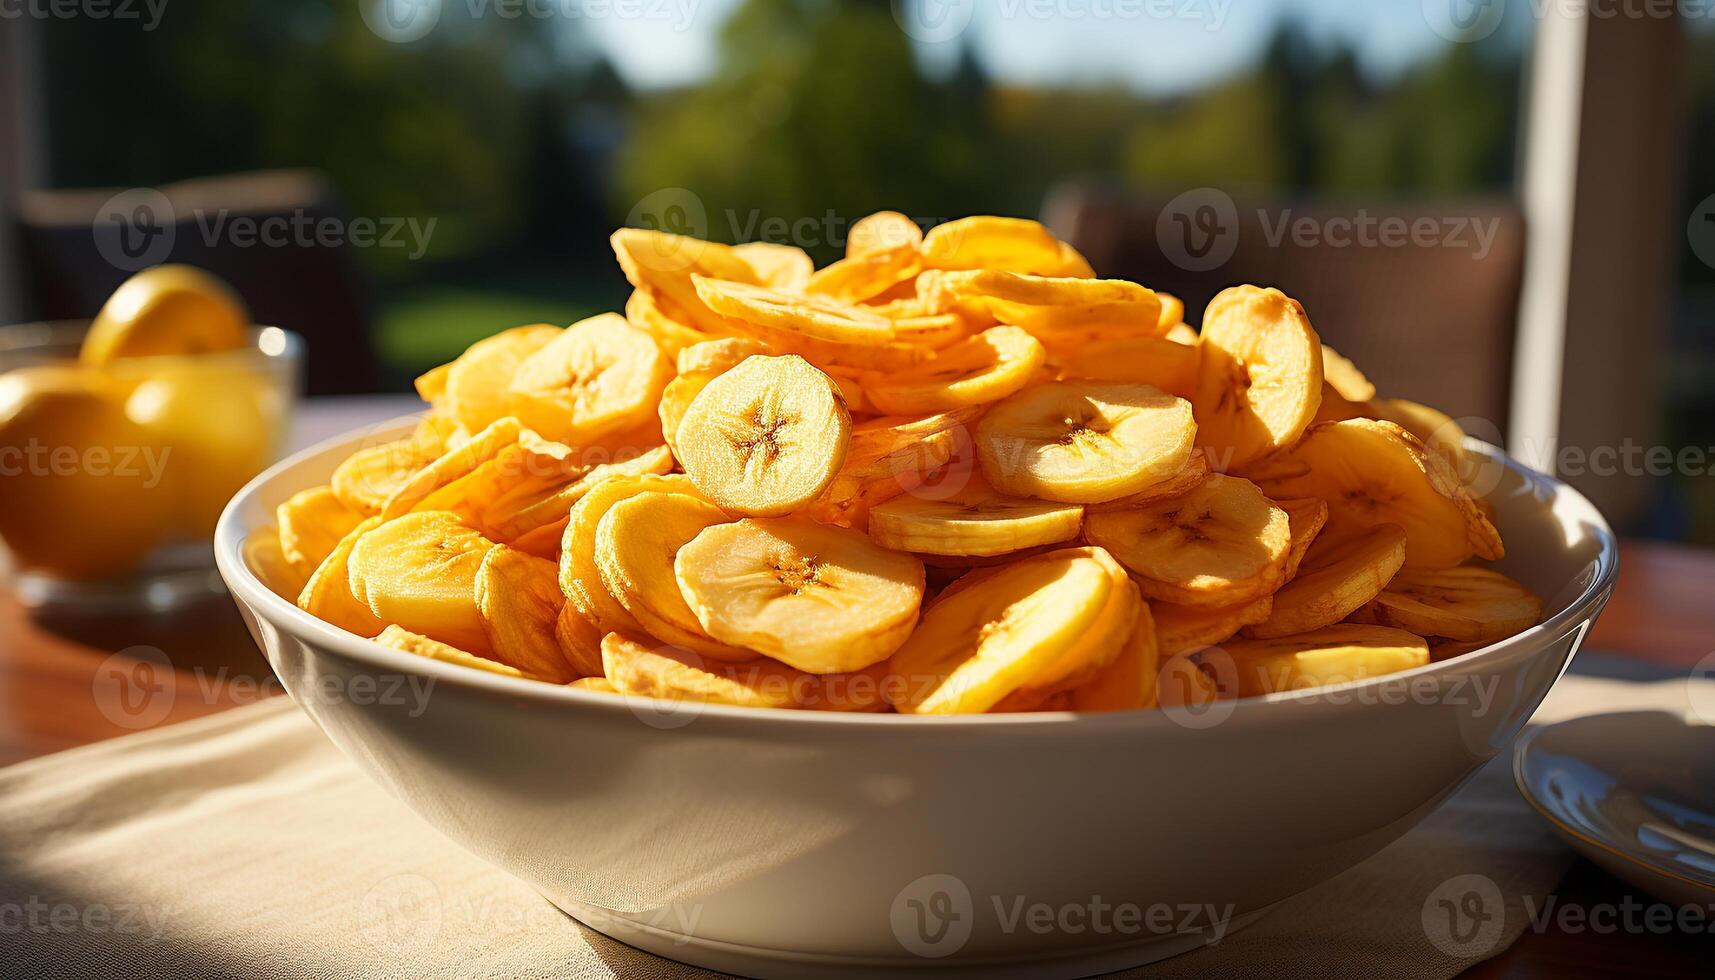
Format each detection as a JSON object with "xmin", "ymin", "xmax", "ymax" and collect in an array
[{"xmin": 582, "ymin": 0, "xmax": 1531, "ymax": 92}]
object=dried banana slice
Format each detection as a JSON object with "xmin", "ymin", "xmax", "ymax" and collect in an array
[
  {"xmin": 376, "ymin": 625, "xmax": 529, "ymax": 679},
  {"xmin": 1362, "ymin": 566, "xmax": 1541, "ymax": 642},
  {"xmin": 732, "ymin": 241, "xmax": 813, "ymax": 292},
  {"xmin": 1025, "ymin": 549, "xmax": 1139, "ymax": 690},
  {"xmin": 1049, "ymin": 335, "xmax": 1199, "ymax": 399},
  {"xmin": 482, "ymin": 445, "xmax": 674, "ymax": 543},
  {"xmin": 445, "ymin": 324, "xmax": 561, "ymax": 433},
  {"xmin": 1275, "ymin": 496, "xmax": 1329, "ymax": 581},
  {"xmin": 1084, "ymin": 473, "xmax": 1291, "ymax": 607},
  {"xmin": 857, "ymin": 326, "xmax": 1044, "ymax": 415},
  {"xmin": 1157, "ymin": 293, "xmax": 1186, "ymax": 332},
  {"xmin": 475, "ymin": 545, "xmax": 575, "ymax": 682},
  {"xmin": 611, "ymin": 228, "xmax": 760, "ymax": 336},
  {"xmin": 554, "ymin": 601, "xmax": 606, "ymax": 679},
  {"xmin": 1218, "ymin": 624, "xmax": 1429, "ymax": 697},
  {"xmin": 885, "ymin": 546, "xmax": 1116, "ymax": 714},
  {"xmin": 379, "ymin": 417, "xmax": 522, "ymax": 521},
  {"xmin": 569, "ymin": 676, "xmax": 619, "ymax": 694},
  {"xmin": 921, "ymin": 216, "xmax": 1064, "ymax": 275},
  {"xmin": 625, "ymin": 287, "xmax": 722, "ymax": 356},
  {"xmin": 276, "ymin": 485, "xmax": 366, "ymax": 580},
  {"xmin": 848, "ymin": 210, "xmax": 923, "ymax": 256},
  {"xmin": 1069, "ymin": 603, "xmax": 1160, "ymax": 712},
  {"xmin": 559, "ymin": 473, "xmax": 701, "ymax": 638},
  {"xmin": 674, "ymin": 517, "xmax": 925, "ymax": 674},
  {"xmin": 1153, "ymin": 595, "xmax": 1272, "ymax": 659},
  {"xmin": 594, "ymin": 491, "xmax": 753, "ymax": 661},
  {"xmin": 508, "ymin": 313, "xmax": 672, "ymax": 446},
  {"xmin": 414, "ymin": 361, "xmax": 451, "ymax": 405},
  {"xmin": 676, "ymin": 337, "xmax": 770, "ymax": 376},
  {"xmin": 1192, "ymin": 285, "xmax": 1323, "ymax": 470},
  {"xmin": 1373, "ymin": 397, "xmax": 1469, "ymax": 476},
  {"xmin": 805, "ymin": 245, "xmax": 922, "ymax": 305},
  {"xmin": 867, "ymin": 476, "xmax": 1082, "ymax": 557},
  {"xmin": 1086, "ymin": 448, "xmax": 1212, "ymax": 512},
  {"xmin": 1320, "ymin": 345, "xmax": 1376, "ymax": 402},
  {"xmin": 1247, "ymin": 523, "xmax": 1406, "ymax": 639},
  {"xmin": 331, "ymin": 438, "xmax": 439, "ymax": 515},
  {"xmin": 601, "ymin": 633, "xmax": 797, "ymax": 710},
  {"xmin": 347, "ymin": 511, "xmax": 496, "ymax": 654},
  {"xmin": 810, "ymin": 407, "xmax": 984, "ymax": 527},
  {"xmin": 298, "ymin": 516, "xmax": 386, "ymax": 638},
  {"xmin": 977, "ymin": 381, "xmax": 1196, "ymax": 504},
  {"xmin": 694, "ymin": 275, "xmax": 898, "ymax": 348},
  {"xmin": 941, "ymin": 270, "xmax": 1163, "ymax": 341},
  {"xmin": 675, "ymin": 354, "xmax": 852, "ymax": 516},
  {"xmin": 1244, "ymin": 418, "xmax": 1502, "ymax": 570}
]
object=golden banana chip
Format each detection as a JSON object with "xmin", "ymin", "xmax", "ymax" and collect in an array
[
  {"xmin": 414, "ymin": 362, "xmax": 451, "ymax": 405},
  {"xmin": 857, "ymin": 325, "xmax": 1043, "ymax": 416},
  {"xmin": 347, "ymin": 511, "xmax": 496, "ymax": 654},
  {"xmin": 569, "ymin": 676, "xmax": 619, "ymax": 694},
  {"xmin": 331, "ymin": 438, "xmax": 438, "ymax": 515},
  {"xmin": 848, "ymin": 210, "xmax": 923, "ymax": 257},
  {"xmin": 1320, "ymin": 345, "xmax": 1375, "ymax": 402},
  {"xmin": 804, "ymin": 245, "xmax": 922, "ymax": 305},
  {"xmin": 941, "ymin": 270, "xmax": 1163, "ymax": 340},
  {"xmin": 1153, "ymin": 595, "xmax": 1273, "ymax": 659},
  {"xmin": 559, "ymin": 473, "xmax": 701, "ymax": 638},
  {"xmin": 695, "ymin": 276, "xmax": 897, "ymax": 347},
  {"xmin": 297, "ymin": 516, "xmax": 387, "ymax": 638},
  {"xmin": 625, "ymin": 287, "xmax": 722, "ymax": 356},
  {"xmin": 1084, "ymin": 473, "xmax": 1291, "ymax": 607},
  {"xmin": 676, "ymin": 337, "xmax": 769, "ymax": 376},
  {"xmin": 1247, "ymin": 523, "xmax": 1405, "ymax": 639},
  {"xmin": 1193, "ymin": 285, "xmax": 1323, "ymax": 470},
  {"xmin": 376, "ymin": 624, "xmax": 529, "ymax": 679},
  {"xmin": 601, "ymin": 632, "xmax": 796, "ymax": 710},
  {"xmin": 867, "ymin": 476, "xmax": 1082, "ymax": 557},
  {"xmin": 1216, "ymin": 624, "xmax": 1429, "ymax": 697},
  {"xmin": 1275, "ymin": 496, "xmax": 1329, "ymax": 581},
  {"xmin": 1069, "ymin": 602, "xmax": 1160, "ymax": 712},
  {"xmin": 921, "ymin": 216, "xmax": 1064, "ymax": 275},
  {"xmin": 481, "ymin": 444, "xmax": 674, "ymax": 543},
  {"xmin": 445, "ymin": 324, "xmax": 561, "ymax": 433},
  {"xmin": 810, "ymin": 407, "xmax": 984, "ymax": 527},
  {"xmin": 676, "ymin": 354, "xmax": 852, "ymax": 517},
  {"xmin": 554, "ymin": 600, "xmax": 606, "ymax": 679},
  {"xmin": 276, "ymin": 485, "xmax": 366, "ymax": 580},
  {"xmin": 611, "ymin": 228, "xmax": 761, "ymax": 336},
  {"xmin": 1244, "ymin": 418, "xmax": 1501, "ymax": 570},
  {"xmin": 508, "ymin": 313, "xmax": 672, "ymax": 446},
  {"xmin": 1048, "ymin": 335, "xmax": 1199, "ymax": 399},
  {"xmin": 1026, "ymin": 549, "xmax": 1139, "ymax": 690},
  {"xmin": 732, "ymin": 241, "xmax": 814, "ymax": 292},
  {"xmin": 976, "ymin": 381, "xmax": 1196, "ymax": 503},
  {"xmin": 473, "ymin": 546, "xmax": 574, "ymax": 682},
  {"xmin": 1360, "ymin": 566, "xmax": 1540, "ymax": 642},
  {"xmin": 674, "ymin": 517, "xmax": 925, "ymax": 674},
  {"xmin": 380, "ymin": 417, "xmax": 524, "ymax": 521},
  {"xmin": 595, "ymin": 491, "xmax": 754, "ymax": 661}
]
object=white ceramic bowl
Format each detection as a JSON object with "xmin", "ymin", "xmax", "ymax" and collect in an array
[{"xmin": 216, "ymin": 419, "xmax": 1617, "ymax": 978}]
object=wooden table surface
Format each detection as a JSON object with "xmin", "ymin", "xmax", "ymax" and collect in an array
[{"xmin": 0, "ymin": 397, "xmax": 1708, "ymax": 976}]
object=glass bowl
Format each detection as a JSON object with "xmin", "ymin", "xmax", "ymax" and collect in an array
[{"xmin": 0, "ymin": 320, "xmax": 302, "ymax": 613}]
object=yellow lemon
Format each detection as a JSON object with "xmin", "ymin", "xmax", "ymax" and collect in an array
[
  {"xmin": 0, "ymin": 366, "xmax": 172, "ymax": 578},
  {"xmin": 81, "ymin": 265, "xmax": 249, "ymax": 366},
  {"xmin": 125, "ymin": 361, "xmax": 283, "ymax": 535}
]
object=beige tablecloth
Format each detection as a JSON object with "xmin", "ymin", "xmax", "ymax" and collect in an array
[{"xmin": 1, "ymin": 656, "xmax": 1706, "ymax": 979}]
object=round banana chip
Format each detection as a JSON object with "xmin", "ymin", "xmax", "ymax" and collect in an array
[
  {"xmin": 1086, "ymin": 448, "xmax": 1212, "ymax": 512},
  {"xmin": 976, "ymin": 381, "xmax": 1196, "ymax": 504},
  {"xmin": 809, "ymin": 407, "xmax": 984, "ymax": 527},
  {"xmin": 1069, "ymin": 602, "xmax": 1160, "ymax": 712},
  {"xmin": 1373, "ymin": 397, "xmax": 1470, "ymax": 476},
  {"xmin": 1275, "ymin": 496, "xmax": 1330, "ymax": 581},
  {"xmin": 347, "ymin": 511, "xmax": 496, "ymax": 654},
  {"xmin": 694, "ymin": 276, "xmax": 896, "ymax": 346},
  {"xmin": 676, "ymin": 354, "xmax": 852, "ymax": 517},
  {"xmin": 859, "ymin": 326, "xmax": 1044, "ymax": 415},
  {"xmin": 1361, "ymin": 566, "xmax": 1540, "ymax": 642},
  {"xmin": 674, "ymin": 517, "xmax": 925, "ymax": 674},
  {"xmin": 732, "ymin": 241, "xmax": 814, "ymax": 292},
  {"xmin": 1247, "ymin": 523, "xmax": 1406, "ymax": 639},
  {"xmin": 595, "ymin": 491, "xmax": 754, "ymax": 661},
  {"xmin": 554, "ymin": 601, "xmax": 606, "ymax": 679},
  {"xmin": 601, "ymin": 633, "xmax": 797, "ymax": 710},
  {"xmin": 676, "ymin": 337, "xmax": 769, "ymax": 376},
  {"xmin": 921, "ymin": 216, "xmax": 1064, "ymax": 275},
  {"xmin": 297, "ymin": 516, "xmax": 386, "ymax": 638},
  {"xmin": 475, "ymin": 545, "xmax": 575, "ymax": 682},
  {"xmin": 380, "ymin": 417, "xmax": 523, "ymax": 521},
  {"xmin": 1049, "ymin": 335, "xmax": 1199, "ymax": 399},
  {"xmin": 941, "ymin": 270, "xmax": 1162, "ymax": 340},
  {"xmin": 1084, "ymin": 473, "xmax": 1291, "ymax": 607},
  {"xmin": 376, "ymin": 625, "xmax": 529, "ymax": 680},
  {"xmin": 805, "ymin": 245, "xmax": 922, "ymax": 305},
  {"xmin": 886, "ymin": 546, "xmax": 1115, "ymax": 714},
  {"xmin": 276, "ymin": 485, "xmax": 366, "ymax": 581},
  {"xmin": 1153, "ymin": 595, "xmax": 1272, "ymax": 659},
  {"xmin": 445, "ymin": 324, "xmax": 561, "ymax": 433},
  {"xmin": 1214, "ymin": 624, "xmax": 1429, "ymax": 697},
  {"xmin": 625, "ymin": 287, "xmax": 722, "ymax": 357},
  {"xmin": 483, "ymin": 445, "xmax": 674, "ymax": 543},
  {"xmin": 848, "ymin": 210, "xmax": 924, "ymax": 257},
  {"xmin": 1243, "ymin": 418, "xmax": 1502, "ymax": 570},
  {"xmin": 331, "ymin": 438, "xmax": 439, "ymax": 515},
  {"xmin": 559, "ymin": 473, "xmax": 701, "ymax": 638},
  {"xmin": 611, "ymin": 228, "xmax": 760, "ymax": 336},
  {"xmin": 508, "ymin": 313, "xmax": 672, "ymax": 446},
  {"xmin": 1192, "ymin": 285, "xmax": 1324, "ymax": 470},
  {"xmin": 1025, "ymin": 548, "xmax": 1138, "ymax": 690},
  {"xmin": 867, "ymin": 476, "xmax": 1083, "ymax": 557},
  {"xmin": 1157, "ymin": 293, "xmax": 1185, "ymax": 332}
]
